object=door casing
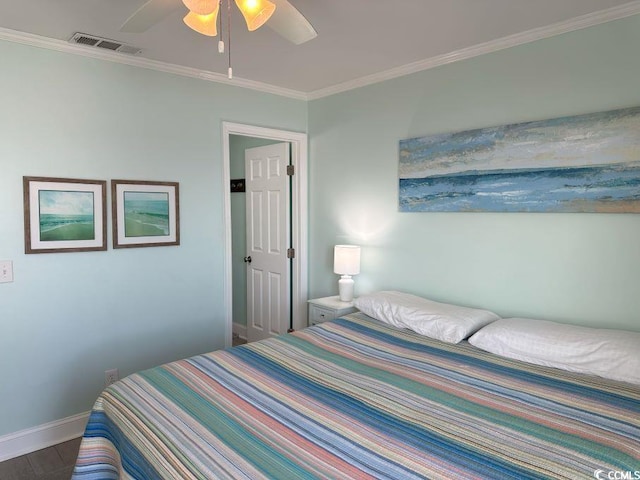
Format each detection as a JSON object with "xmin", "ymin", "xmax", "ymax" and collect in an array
[{"xmin": 222, "ymin": 122, "xmax": 308, "ymax": 347}]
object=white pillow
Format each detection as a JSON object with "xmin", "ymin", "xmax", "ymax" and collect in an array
[
  {"xmin": 469, "ymin": 318, "xmax": 640, "ymax": 385},
  {"xmin": 354, "ymin": 291, "xmax": 500, "ymax": 344}
]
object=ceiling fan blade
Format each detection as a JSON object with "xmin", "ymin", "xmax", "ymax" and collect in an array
[
  {"xmin": 121, "ymin": 0, "xmax": 181, "ymax": 33},
  {"xmin": 267, "ymin": 0, "xmax": 317, "ymax": 45}
]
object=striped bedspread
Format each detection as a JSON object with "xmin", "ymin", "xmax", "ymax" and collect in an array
[{"xmin": 72, "ymin": 313, "xmax": 640, "ymax": 479}]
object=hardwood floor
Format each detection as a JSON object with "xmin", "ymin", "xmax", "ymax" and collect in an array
[
  {"xmin": 0, "ymin": 438, "xmax": 81, "ymax": 480},
  {"xmin": 232, "ymin": 335, "xmax": 247, "ymax": 347}
]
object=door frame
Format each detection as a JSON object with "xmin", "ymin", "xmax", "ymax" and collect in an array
[{"xmin": 222, "ymin": 122, "xmax": 308, "ymax": 347}]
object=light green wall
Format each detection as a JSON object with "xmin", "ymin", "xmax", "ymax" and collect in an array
[
  {"xmin": 308, "ymin": 15, "xmax": 640, "ymax": 332},
  {"xmin": 0, "ymin": 40, "xmax": 306, "ymax": 436},
  {"xmin": 229, "ymin": 135, "xmax": 280, "ymax": 329}
]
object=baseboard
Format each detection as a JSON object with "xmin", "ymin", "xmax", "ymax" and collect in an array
[
  {"xmin": 0, "ymin": 411, "xmax": 90, "ymax": 462},
  {"xmin": 233, "ymin": 322, "xmax": 247, "ymax": 340}
]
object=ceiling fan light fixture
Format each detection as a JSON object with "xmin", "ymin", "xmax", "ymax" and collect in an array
[
  {"xmin": 183, "ymin": 9, "xmax": 219, "ymax": 36},
  {"xmin": 234, "ymin": 0, "xmax": 276, "ymax": 31},
  {"xmin": 182, "ymin": 0, "xmax": 219, "ymax": 16}
]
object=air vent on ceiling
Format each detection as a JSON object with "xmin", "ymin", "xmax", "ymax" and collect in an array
[{"xmin": 69, "ymin": 33, "xmax": 141, "ymax": 56}]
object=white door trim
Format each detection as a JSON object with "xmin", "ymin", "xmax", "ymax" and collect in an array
[{"xmin": 222, "ymin": 122, "xmax": 308, "ymax": 347}]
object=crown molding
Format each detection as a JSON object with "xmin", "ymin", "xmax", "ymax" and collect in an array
[
  {"xmin": 0, "ymin": 27, "xmax": 308, "ymax": 101},
  {"xmin": 2, "ymin": 1, "xmax": 639, "ymax": 102},
  {"xmin": 306, "ymin": 1, "xmax": 640, "ymax": 100}
]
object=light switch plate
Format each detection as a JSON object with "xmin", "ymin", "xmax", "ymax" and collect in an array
[{"xmin": 0, "ymin": 260, "xmax": 14, "ymax": 283}]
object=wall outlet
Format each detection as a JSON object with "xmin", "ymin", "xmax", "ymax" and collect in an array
[
  {"xmin": 0, "ymin": 260, "xmax": 13, "ymax": 283},
  {"xmin": 104, "ymin": 368, "xmax": 119, "ymax": 387}
]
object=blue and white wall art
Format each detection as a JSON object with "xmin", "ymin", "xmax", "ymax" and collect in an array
[{"xmin": 399, "ymin": 106, "xmax": 640, "ymax": 213}]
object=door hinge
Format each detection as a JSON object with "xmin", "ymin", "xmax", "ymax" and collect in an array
[
  {"xmin": 287, "ymin": 248, "xmax": 295, "ymax": 259},
  {"xmin": 286, "ymin": 164, "xmax": 294, "ymax": 176}
]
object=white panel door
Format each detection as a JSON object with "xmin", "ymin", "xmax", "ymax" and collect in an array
[{"xmin": 246, "ymin": 142, "xmax": 290, "ymax": 342}]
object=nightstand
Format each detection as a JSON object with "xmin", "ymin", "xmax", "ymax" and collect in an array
[{"xmin": 308, "ymin": 296, "xmax": 358, "ymax": 326}]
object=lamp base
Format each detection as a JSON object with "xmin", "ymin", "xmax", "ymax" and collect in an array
[{"xmin": 338, "ymin": 275, "xmax": 355, "ymax": 302}]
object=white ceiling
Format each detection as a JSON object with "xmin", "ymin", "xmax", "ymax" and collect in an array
[{"xmin": 1, "ymin": 0, "xmax": 639, "ymax": 99}]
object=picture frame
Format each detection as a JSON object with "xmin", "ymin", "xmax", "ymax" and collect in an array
[
  {"xmin": 112, "ymin": 180, "xmax": 180, "ymax": 248},
  {"xmin": 23, "ymin": 176, "xmax": 107, "ymax": 254}
]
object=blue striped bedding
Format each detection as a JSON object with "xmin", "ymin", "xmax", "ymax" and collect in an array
[{"xmin": 72, "ymin": 313, "xmax": 640, "ymax": 479}]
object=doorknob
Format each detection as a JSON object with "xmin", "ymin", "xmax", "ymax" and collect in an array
[{"xmin": 244, "ymin": 256, "xmax": 252, "ymax": 264}]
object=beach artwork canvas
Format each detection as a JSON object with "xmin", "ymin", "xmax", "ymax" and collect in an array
[
  {"xmin": 399, "ymin": 106, "xmax": 640, "ymax": 213},
  {"xmin": 24, "ymin": 177, "xmax": 107, "ymax": 254},
  {"xmin": 112, "ymin": 180, "xmax": 179, "ymax": 248},
  {"xmin": 123, "ymin": 191, "xmax": 170, "ymax": 238},
  {"xmin": 38, "ymin": 190, "xmax": 95, "ymax": 241}
]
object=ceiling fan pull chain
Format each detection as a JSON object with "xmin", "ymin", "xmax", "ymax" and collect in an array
[
  {"xmin": 227, "ymin": 0, "xmax": 233, "ymax": 79},
  {"xmin": 218, "ymin": 0, "xmax": 225, "ymax": 53}
]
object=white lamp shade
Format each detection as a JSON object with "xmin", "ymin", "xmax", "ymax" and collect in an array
[{"xmin": 333, "ymin": 245, "xmax": 361, "ymax": 275}]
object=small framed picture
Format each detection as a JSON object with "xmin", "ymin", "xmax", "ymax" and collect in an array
[
  {"xmin": 111, "ymin": 180, "xmax": 180, "ymax": 248},
  {"xmin": 23, "ymin": 176, "xmax": 107, "ymax": 254}
]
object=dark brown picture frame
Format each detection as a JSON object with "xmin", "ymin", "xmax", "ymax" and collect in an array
[{"xmin": 23, "ymin": 176, "xmax": 107, "ymax": 254}]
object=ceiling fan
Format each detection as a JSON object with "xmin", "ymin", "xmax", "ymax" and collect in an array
[{"xmin": 121, "ymin": 0, "xmax": 318, "ymax": 45}]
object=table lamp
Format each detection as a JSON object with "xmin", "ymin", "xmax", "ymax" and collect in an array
[{"xmin": 333, "ymin": 245, "xmax": 361, "ymax": 302}]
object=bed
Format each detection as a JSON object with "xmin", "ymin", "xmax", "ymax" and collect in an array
[{"xmin": 72, "ymin": 311, "xmax": 640, "ymax": 479}]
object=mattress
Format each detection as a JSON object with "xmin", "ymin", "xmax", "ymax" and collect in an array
[{"xmin": 72, "ymin": 313, "xmax": 640, "ymax": 479}]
